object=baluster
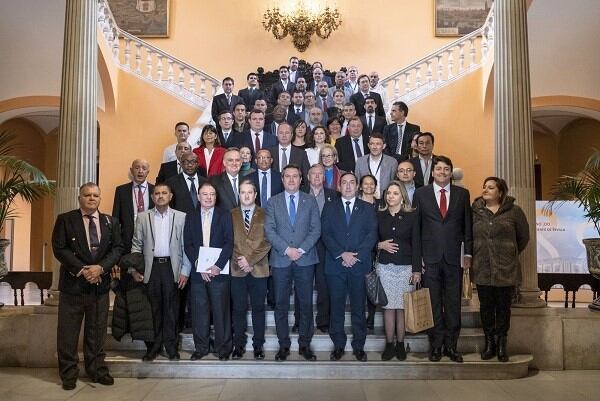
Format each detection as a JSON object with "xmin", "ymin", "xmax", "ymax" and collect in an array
[
  {"xmin": 167, "ymin": 59, "xmax": 174, "ymax": 84},
  {"xmin": 112, "ymin": 39, "xmax": 119, "ymax": 61},
  {"xmin": 146, "ymin": 50, "xmax": 153, "ymax": 80},
  {"xmin": 404, "ymin": 72, "xmax": 410, "ymax": 94},
  {"xmin": 393, "ymin": 78, "xmax": 400, "ymax": 101},
  {"xmin": 469, "ymin": 38, "xmax": 476, "ymax": 67},
  {"xmin": 135, "ymin": 43, "xmax": 142, "ymax": 74},
  {"xmin": 415, "ymin": 66, "xmax": 422, "ymax": 88},
  {"xmin": 481, "ymin": 34, "xmax": 488, "ymax": 59},
  {"xmin": 212, "ymin": 83, "xmax": 219, "ymax": 97},
  {"xmin": 458, "ymin": 42, "xmax": 465, "ymax": 73},
  {"xmin": 436, "ymin": 54, "xmax": 444, "ymax": 84},
  {"xmin": 426, "ymin": 60, "xmax": 433, "ymax": 85},
  {"xmin": 200, "ymin": 78, "xmax": 207, "ymax": 96},
  {"xmin": 156, "ymin": 54, "xmax": 164, "ymax": 82},
  {"xmin": 178, "ymin": 65, "xmax": 185, "ymax": 91},
  {"xmin": 447, "ymin": 50, "xmax": 454, "ymax": 79},
  {"xmin": 123, "ymin": 38, "xmax": 131, "ymax": 69},
  {"xmin": 189, "ymin": 72, "xmax": 196, "ymax": 94}
]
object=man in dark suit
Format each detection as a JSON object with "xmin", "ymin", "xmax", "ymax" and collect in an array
[
  {"xmin": 247, "ymin": 149, "xmax": 283, "ymax": 207},
  {"xmin": 112, "ymin": 159, "xmax": 154, "ymax": 253},
  {"xmin": 413, "ymin": 155, "xmax": 473, "ymax": 363},
  {"xmin": 359, "ymin": 96, "xmax": 387, "ymax": 136},
  {"xmin": 52, "ymin": 182, "xmax": 124, "ymax": 390},
  {"xmin": 211, "ymin": 148, "xmax": 242, "ymax": 211},
  {"xmin": 289, "ymin": 90, "xmax": 307, "ymax": 122},
  {"xmin": 321, "ymin": 172, "xmax": 378, "ymax": 362},
  {"xmin": 335, "ymin": 117, "xmax": 370, "ymax": 172},
  {"xmin": 183, "ymin": 181, "xmax": 234, "ymax": 360},
  {"xmin": 268, "ymin": 122, "xmax": 310, "ymax": 180},
  {"xmin": 410, "ymin": 132, "xmax": 435, "ymax": 188},
  {"xmin": 350, "ymin": 74, "xmax": 385, "ymax": 117},
  {"xmin": 211, "ymin": 77, "xmax": 242, "ymax": 123},
  {"xmin": 315, "ymin": 80, "xmax": 333, "ymax": 114},
  {"xmin": 238, "ymin": 73, "xmax": 264, "ymax": 110},
  {"xmin": 383, "ymin": 101, "xmax": 421, "ymax": 162},
  {"xmin": 288, "ymin": 56, "xmax": 302, "ymax": 83},
  {"xmin": 156, "ymin": 142, "xmax": 191, "ymax": 184},
  {"xmin": 232, "ymin": 102, "xmax": 248, "ymax": 134},
  {"xmin": 240, "ymin": 109, "xmax": 278, "ymax": 157},
  {"xmin": 307, "ymin": 66, "xmax": 333, "ymax": 92},
  {"xmin": 270, "ymin": 66, "xmax": 295, "ymax": 106},
  {"xmin": 216, "ymin": 110, "xmax": 242, "ymax": 149},
  {"xmin": 166, "ymin": 152, "xmax": 207, "ymax": 215},
  {"xmin": 264, "ymin": 164, "xmax": 321, "ymax": 361}
]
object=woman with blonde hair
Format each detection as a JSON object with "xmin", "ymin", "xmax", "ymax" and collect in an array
[{"xmin": 319, "ymin": 143, "xmax": 344, "ymax": 190}]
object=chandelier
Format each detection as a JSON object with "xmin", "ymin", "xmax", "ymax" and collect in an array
[{"xmin": 262, "ymin": 1, "xmax": 342, "ymax": 52}]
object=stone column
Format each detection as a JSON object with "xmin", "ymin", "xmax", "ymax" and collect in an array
[
  {"xmin": 46, "ymin": 0, "xmax": 98, "ymax": 305},
  {"xmin": 494, "ymin": 0, "xmax": 544, "ymax": 307}
]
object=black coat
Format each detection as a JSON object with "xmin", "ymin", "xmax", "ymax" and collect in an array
[
  {"xmin": 112, "ymin": 182, "xmax": 154, "ymax": 253},
  {"xmin": 111, "ymin": 274, "xmax": 154, "ymax": 342}
]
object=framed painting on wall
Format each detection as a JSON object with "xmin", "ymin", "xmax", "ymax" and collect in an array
[
  {"xmin": 107, "ymin": 0, "xmax": 170, "ymax": 37},
  {"xmin": 435, "ymin": 0, "xmax": 492, "ymax": 37}
]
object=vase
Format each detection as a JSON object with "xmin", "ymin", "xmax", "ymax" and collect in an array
[
  {"xmin": 0, "ymin": 238, "xmax": 9, "ymax": 279},
  {"xmin": 582, "ymin": 238, "xmax": 600, "ymax": 311}
]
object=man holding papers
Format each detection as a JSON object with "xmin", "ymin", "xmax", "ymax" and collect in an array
[{"xmin": 183, "ymin": 181, "xmax": 234, "ymax": 361}]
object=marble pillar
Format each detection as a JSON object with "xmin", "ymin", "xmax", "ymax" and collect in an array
[
  {"xmin": 46, "ymin": 0, "xmax": 98, "ymax": 305},
  {"xmin": 494, "ymin": 0, "xmax": 544, "ymax": 307}
]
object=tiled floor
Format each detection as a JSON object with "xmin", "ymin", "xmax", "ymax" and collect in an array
[{"xmin": 0, "ymin": 368, "xmax": 598, "ymax": 401}]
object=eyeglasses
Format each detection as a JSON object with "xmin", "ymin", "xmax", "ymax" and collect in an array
[
  {"xmin": 321, "ymin": 154, "xmax": 334, "ymax": 158},
  {"xmin": 398, "ymin": 169, "xmax": 414, "ymax": 173},
  {"xmin": 220, "ymin": 116, "xmax": 233, "ymax": 120}
]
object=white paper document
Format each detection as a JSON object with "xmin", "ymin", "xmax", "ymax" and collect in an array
[{"xmin": 196, "ymin": 246, "xmax": 229, "ymax": 275}]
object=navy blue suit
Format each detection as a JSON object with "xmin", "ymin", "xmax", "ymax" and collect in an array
[
  {"xmin": 184, "ymin": 206, "xmax": 234, "ymax": 357},
  {"xmin": 240, "ymin": 130, "xmax": 278, "ymax": 156},
  {"xmin": 321, "ymin": 197, "xmax": 378, "ymax": 351},
  {"xmin": 247, "ymin": 169, "xmax": 283, "ymax": 207}
]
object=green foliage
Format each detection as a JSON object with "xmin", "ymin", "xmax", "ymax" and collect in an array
[{"xmin": 0, "ymin": 131, "xmax": 56, "ymax": 231}]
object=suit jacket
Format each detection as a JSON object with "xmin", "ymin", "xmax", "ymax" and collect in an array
[
  {"xmin": 315, "ymin": 93, "xmax": 334, "ymax": 111},
  {"xmin": 240, "ymin": 130, "xmax": 278, "ymax": 155},
  {"xmin": 217, "ymin": 128, "xmax": 243, "ymax": 149},
  {"xmin": 270, "ymin": 81, "xmax": 295, "ymax": 105},
  {"xmin": 383, "ymin": 122, "xmax": 420, "ymax": 160},
  {"xmin": 335, "ymin": 134, "xmax": 370, "ymax": 172},
  {"xmin": 289, "ymin": 105, "xmax": 307, "ymax": 122},
  {"xmin": 264, "ymin": 191, "xmax": 321, "ymax": 267},
  {"xmin": 410, "ymin": 156, "xmax": 435, "ymax": 188},
  {"xmin": 156, "ymin": 160, "xmax": 179, "ymax": 184},
  {"xmin": 268, "ymin": 144, "xmax": 310, "ymax": 180},
  {"xmin": 211, "ymin": 93, "xmax": 243, "ymax": 122},
  {"xmin": 193, "ymin": 146, "xmax": 226, "ymax": 177},
  {"xmin": 52, "ymin": 209, "xmax": 124, "ymax": 295},
  {"xmin": 354, "ymin": 154, "xmax": 398, "ymax": 195},
  {"xmin": 360, "ymin": 114, "xmax": 387, "ymax": 136},
  {"xmin": 237, "ymin": 87, "xmax": 264, "ymax": 110},
  {"xmin": 307, "ymin": 76, "xmax": 333, "ymax": 92},
  {"xmin": 321, "ymin": 198, "xmax": 378, "ymax": 275},
  {"xmin": 166, "ymin": 172, "xmax": 207, "ymax": 214},
  {"xmin": 413, "ymin": 184, "xmax": 473, "ymax": 266},
  {"xmin": 350, "ymin": 91, "xmax": 385, "ymax": 117},
  {"xmin": 247, "ymin": 169, "xmax": 284, "ymax": 207},
  {"xmin": 231, "ymin": 207, "xmax": 272, "ymax": 278},
  {"xmin": 211, "ymin": 172, "xmax": 241, "ymax": 211},
  {"xmin": 131, "ymin": 208, "xmax": 188, "ymax": 283},
  {"xmin": 112, "ymin": 182, "xmax": 155, "ymax": 253},
  {"xmin": 183, "ymin": 206, "xmax": 233, "ymax": 279}
]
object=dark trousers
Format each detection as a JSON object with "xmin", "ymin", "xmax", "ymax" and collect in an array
[
  {"xmin": 57, "ymin": 291, "xmax": 109, "ymax": 383},
  {"xmin": 177, "ymin": 284, "xmax": 191, "ymax": 331},
  {"xmin": 326, "ymin": 270, "xmax": 367, "ymax": 351},
  {"xmin": 190, "ymin": 275, "xmax": 232, "ymax": 356},
  {"xmin": 294, "ymin": 240, "xmax": 329, "ymax": 328},
  {"xmin": 231, "ymin": 275, "xmax": 268, "ymax": 348},
  {"xmin": 272, "ymin": 264, "xmax": 315, "ymax": 348},
  {"xmin": 147, "ymin": 261, "xmax": 178, "ymax": 354},
  {"xmin": 423, "ymin": 262, "xmax": 462, "ymax": 348},
  {"xmin": 477, "ymin": 284, "xmax": 514, "ymax": 337}
]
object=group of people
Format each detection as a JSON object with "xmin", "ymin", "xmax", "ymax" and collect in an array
[{"xmin": 51, "ymin": 57, "xmax": 530, "ymax": 390}]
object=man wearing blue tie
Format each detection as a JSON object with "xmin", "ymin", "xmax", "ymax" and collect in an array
[
  {"xmin": 321, "ymin": 172, "xmax": 378, "ymax": 362},
  {"xmin": 264, "ymin": 164, "xmax": 321, "ymax": 361}
]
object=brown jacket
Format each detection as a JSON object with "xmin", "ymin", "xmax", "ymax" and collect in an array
[
  {"xmin": 231, "ymin": 206, "xmax": 272, "ymax": 278},
  {"xmin": 472, "ymin": 196, "xmax": 530, "ymax": 287}
]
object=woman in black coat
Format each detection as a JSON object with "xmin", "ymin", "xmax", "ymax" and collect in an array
[{"xmin": 472, "ymin": 177, "xmax": 529, "ymax": 362}]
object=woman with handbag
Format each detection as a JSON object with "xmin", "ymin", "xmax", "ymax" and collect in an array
[
  {"xmin": 472, "ymin": 177, "xmax": 529, "ymax": 362},
  {"xmin": 376, "ymin": 181, "xmax": 421, "ymax": 360}
]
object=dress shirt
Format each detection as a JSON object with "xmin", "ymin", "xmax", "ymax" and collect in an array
[
  {"xmin": 351, "ymin": 135, "xmax": 365, "ymax": 160},
  {"xmin": 221, "ymin": 130, "xmax": 232, "ymax": 143},
  {"xmin": 153, "ymin": 207, "xmax": 171, "ymax": 257},
  {"xmin": 310, "ymin": 186, "xmax": 325, "ymax": 214},
  {"xmin": 259, "ymin": 168, "xmax": 272, "ymax": 200},
  {"xmin": 241, "ymin": 204, "xmax": 256, "ymax": 225},
  {"xmin": 183, "ymin": 173, "xmax": 198, "ymax": 192},
  {"xmin": 403, "ymin": 181, "xmax": 416, "ymax": 204},
  {"xmin": 227, "ymin": 173, "xmax": 240, "ymax": 198},
  {"xmin": 284, "ymin": 191, "xmax": 304, "ymax": 255},
  {"xmin": 432, "ymin": 182, "xmax": 451, "ymax": 210},
  {"xmin": 251, "ymin": 130, "xmax": 264, "ymax": 151},
  {"xmin": 280, "ymin": 80, "xmax": 289, "ymax": 90},
  {"xmin": 289, "ymin": 70, "xmax": 298, "ymax": 82},
  {"xmin": 365, "ymin": 113, "xmax": 376, "ymax": 131},
  {"xmin": 279, "ymin": 145, "xmax": 291, "ymax": 171},
  {"xmin": 419, "ymin": 156, "xmax": 433, "ymax": 183},
  {"xmin": 80, "ymin": 209, "xmax": 101, "ymax": 249},
  {"xmin": 131, "ymin": 181, "xmax": 150, "ymax": 220},
  {"xmin": 341, "ymin": 120, "xmax": 349, "ymax": 137},
  {"xmin": 347, "ymin": 80, "xmax": 359, "ymax": 93},
  {"xmin": 201, "ymin": 207, "xmax": 214, "ymax": 245},
  {"xmin": 341, "ymin": 196, "xmax": 356, "ymax": 214}
]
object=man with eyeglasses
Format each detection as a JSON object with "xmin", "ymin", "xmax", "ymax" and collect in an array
[
  {"xmin": 238, "ymin": 73, "xmax": 264, "ymax": 110},
  {"xmin": 216, "ymin": 111, "xmax": 240, "ymax": 149},
  {"xmin": 396, "ymin": 160, "xmax": 417, "ymax": 205}
]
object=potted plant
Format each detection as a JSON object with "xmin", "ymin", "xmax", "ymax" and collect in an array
[
  {"xmin": 544, "ymin": 149, "xmax": 600, "ymax": 311},
  {"xmin": 0, "ymin": 131, "xmax": 56, "ymax": 284}
]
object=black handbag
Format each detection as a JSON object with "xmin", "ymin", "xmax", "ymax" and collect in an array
[{"xmin": 365, "ymin": 260, "xmax": 388, "ymax": 307}]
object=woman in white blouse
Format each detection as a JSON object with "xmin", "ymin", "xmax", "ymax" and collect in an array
[{"xmin": 305, "ymin": 125, "xmax": 332, "ymax": 166}]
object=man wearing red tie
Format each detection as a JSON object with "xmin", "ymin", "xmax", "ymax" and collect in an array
[{"xmin": 413, "ymin": 155, "xmax": 473, "ymax": 363}]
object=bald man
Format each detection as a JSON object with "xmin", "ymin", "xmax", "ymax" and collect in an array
[{"xmin": 112, "ymin": 159, "xmax": 155, "ymax": 253}]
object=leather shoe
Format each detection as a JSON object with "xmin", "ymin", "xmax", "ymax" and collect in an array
[
  {"xmin": 443, "ymin": 347, "xmax": 463, "ymax": 363},
  {"xmin": 94, "ymin": 374, "xmax": 114, "ymax": 386},
  {"xmin": 232, "ymin": 347, "xmax": 245, "ymax": 360},
  {"xmin": 330, "ymin": 348, "xmax": 345, "ymax": 361},
  {"xmin": 353, "ymin": 349, "xmax": 368, "ymax": 362},
  {"xmin": 62, "ymin": 381, "xmax": 76, "ymax": 391},
  {"xmin": 429, "ymin": 347, "xmax": 442, "ymax": 362},
  {"xmin": 275, "ymin": 347, "xmax": 290, "ymax": 361},
  {"xmin": 168, "ymin": 352, "xmax": 180, "ymax": 361},
  {"xmin": 253, "ymin": 346, "xmax": 265, "ymax": 360},
  {"xmin": 142, "ymin": 351, "xmax": 158, "ymax": 362},
  {"xmin": 190, "ymin": 351, "xmax": 207, "ymax": 361},
  {"xmin": 317, "ymin": 325, "xmax": 329, "ymax": 334},
  {"xmin": 218, "ymin": 353, "xmax": 230, "ymax": 361},
  {"xmin": 299, "ymin": 346, "xmax": 317, "ymax": 361}
]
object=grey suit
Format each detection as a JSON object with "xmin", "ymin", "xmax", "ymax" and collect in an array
[
  {"xmin": 264, "ymin": 191, "xmax": 321, "ymax": 349},
  {"xmin": 354, "ymin": 154, "xmax": 398, "ymax": 196}
]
